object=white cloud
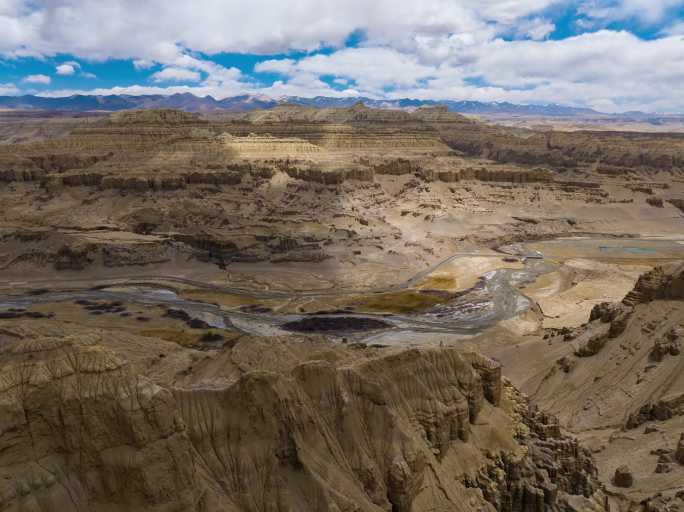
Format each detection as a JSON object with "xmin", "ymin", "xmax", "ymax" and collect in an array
[
  {"xmin": 0, "ymin": 0, "xmax": 682, "ymax": 112},
  {"xmin": 262, "ymin": 75, "xmax": 359, "ymax": 98},
  {"xmin": 520, "ymin": 18, "xmax": 556, "ymax": 40},
  {"xmin": 663, "ymin": 21, "xmax": 684, "ymax": 34},
  {"xmin": 28, "ymin": 28, "xmax": 684, "ymax": 112},
  {"xmin": 255, "ymin": 58, "xmax": 296, "ymax": 75},
  {"xmin": 0, "ymin": 82, "xmax": 19, "ymax": 95},
  {"xmin": 256, "ymin": 30, "xmax": 684, "ymax": 112},
  {"xmin": 0, "ymin": 1, "xmax": 677, "ymax": 61},
  {"xmin": 151, "ymin": 67, "xmax": 201, "ymax": 82},
  {"xmin": 56, "ymin": 63, "xmax": 76, "ymax": 75},
  {"xmin": 40, "ymin": 84, "xmax": 218, "ymax": 97},
  {"xmin": 55, "ymin": 61, "xmax": 97, "ymax": 78},
  {"xmin": 578, "ymin": 0, "xmax": 684, "ymax": 25},
  {"xmin": 133, "ymin": 59, "xmax": 154, "ymax": 69},
  {"xmin": 469, "ymin": 31, "xmax": 684, "ymax": 90},
  {"xmin": 0, "ymin": 0, "xmax": 559, "ymax": 59},
  {"xmin": 257, "ymin": 47, "xmax": 438, "ymax": 94},
  {"xmin": 22, "ymin": 73, "xmax": 50, "ymax": 84}
]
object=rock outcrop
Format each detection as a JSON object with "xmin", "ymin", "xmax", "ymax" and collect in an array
[
  {"xmin": 676, "ymin": 434, "xmax": 684, "ymax": 465},
  {"xmin": 437, "ymin": 121, "xmax": 684, "ymax": 174},
  {"xmin": 0, "ymin": 331, "xmax": 606, "ymax": 512},
  {"xmin": 474, "ymin": 399, "xmax": 602, "ymax": 512},
  {"xmin": 0, "ymin": 335, "xmax": 200, "ymax": 511},
  {"xmin": 614, "ymin": 466, "xmax": 634, "ymax": 488},
  {"xmin": 651, "ymin": 328, "xmax": 682, "ymax": 361},
  {"xmin": 623, "ymin": 263, "xmax": 684, "ymax": 305}
]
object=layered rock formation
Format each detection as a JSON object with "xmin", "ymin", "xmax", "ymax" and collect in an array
[
  {"xmin": 438, "ymin": 122, "xmax": 684, "ymax": 174},
  {"xmin": 495, "ymin": 263, "xmax": 684, "ymax": 510},
  {"xmin": 1, "ymin": 105, "xmax": 683, "ymax": 512},
  {"xmin": 623, "ymin": 263, "xmax": 684, "ymax": 305},
  {"xmin": 0, "ymin": 334, "xmax": 200, "ymax": 511},
  {"xmin": 0, "ymin": 325, "xmax": 606, "ymax": 512},
  {"xmin": 529, "ymin": 263, "xmax": 684, "ymax": 427}
]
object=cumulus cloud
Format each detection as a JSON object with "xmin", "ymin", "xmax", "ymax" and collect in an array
[
  {"xmin": 0, "ymin": 0, "xmax": 682, "ymax": 112},
  {"xmin": 0, "ymin": 0, "xmax": 562, "ymax": 59},
  {"xmin": 22, "ymin": 73, "xmax": 50, "ymax": 84},
  {"xmin": 516, "ymin": 17, "xmax": 556, "ymax": 40},
  {"xmin": 56, "ymin": 62, "xmax": 78, "ymax": 75},
  {"xmin": 578, "ymin": 0, "xmax": 684, "ymax": 25},
  {"xmin": 55, "ymin": 60, "xmax": 97, "ymax": 78},
  {"xmin": 0, "ymin": 82, "xmax": 20, "ymax": 95},
  {"xmin": 2, "ymin": 0, "xmax": 675, "ymax": 60},
  {"xmin": 663, "ymin": 21, "xmax": 684, "ymax": 34},
  {"xmin": 257, "ymin": 47, "xmax": 438, "ymax": 94},
  {"xmin": 151, "ymin": 67, "xmax": 201, "ymax": 82},
  {"xmin": 258, "ymin": 30, "xmax": 684, "ymax": 112},
  {"xmin": 133, "ymin": 59, "xmax": 154, "ymax": 69},
  {"xmin": 39, "ymin": 84, "xmax": 219, "ymax": 98}
]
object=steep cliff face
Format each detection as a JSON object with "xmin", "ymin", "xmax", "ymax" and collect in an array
[
  {"xmin": 437, "ymin": 123, "xmax": 684, "ymax": 173},
  {"xmin": 0, "ymin": 329, "xmax": 605, "ymax": 512},
  {"xmin": 623, "ymin": 262, "xmax": 684, "ymax": 305},
  {"xmin": 0, "ymin": 335, "xmax": 201, "ymax": 512},
  {"xmin": 176, "ymin": 348, "xmax": 490, "ymax": 512},
  {"xmin": 281, "ymin": 165, "xmax": 374, "ymax": 184},
  {"xmin": 436, "ymin": 166, "xmax": 552, "ymax": 184},
  {"xmin": 506, "ymin": 263, "xmax": 684, "ymax": 510},
  {"xmin": 0, "ymin": 106, "xmax": 554, "ymax": 190},
  {"xmin": 474, "ymin": 402, "xmax": 603, "ymax": 512},
  {"xmin": 530, "ymin": 263, "xmax": 684, "ymax": 430},
  {"xmin": 3, "ymin": 107, "xmax": 684, "ymax": 193}
]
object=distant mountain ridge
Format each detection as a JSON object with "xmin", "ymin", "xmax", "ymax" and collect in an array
[{"xmin": 0, "ymin": 92, "xmax": 668, "ymax": 118}]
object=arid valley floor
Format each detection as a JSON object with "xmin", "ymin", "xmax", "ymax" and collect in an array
[{"xmin": 1, "ymin": 105, "xmax": 684, "ymax": 512}]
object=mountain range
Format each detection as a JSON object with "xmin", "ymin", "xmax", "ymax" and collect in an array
[{"xmin": 0, "ymin": 92, "xmax": 675, "ymax": 119}]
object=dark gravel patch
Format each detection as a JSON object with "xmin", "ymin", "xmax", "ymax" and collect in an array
[{"xmin": 281, "ymin": 316, "xmax": 391, "ymax": 333}]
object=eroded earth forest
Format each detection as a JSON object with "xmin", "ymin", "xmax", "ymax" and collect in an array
[{"xmin": 1, "ymin": 105, "xmax": 684, "ymax": 511}]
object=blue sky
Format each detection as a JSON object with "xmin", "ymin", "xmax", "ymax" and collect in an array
[{"xmin": 0, "ymin": 0, "xmax": 683, "ymax": 112}]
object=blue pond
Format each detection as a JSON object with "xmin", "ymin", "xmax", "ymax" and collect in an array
[{"xmin": 598, "ymin": 246, "xmax": 657, "ymax": 254}]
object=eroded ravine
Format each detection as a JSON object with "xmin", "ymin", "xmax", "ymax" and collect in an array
[
  {"xmin": 2, "ymin": 237, "xmax": 682, "ymax": 340},
  {"xmin": 0, "ymin": 254, "xmax": 553, "ymax": 339}
]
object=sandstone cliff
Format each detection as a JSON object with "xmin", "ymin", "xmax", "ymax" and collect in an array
[
  {"xmin": 0, "ymin": 328, "xmax": 605, "ymax": 512},
  {"xmin": 507, "ymin": 264, "xmax": 684, "ymax": 510}
]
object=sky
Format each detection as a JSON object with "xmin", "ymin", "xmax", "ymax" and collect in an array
[{"xmin": 0, "ymin": 0, "xmax": 683, "ymax": 113}]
